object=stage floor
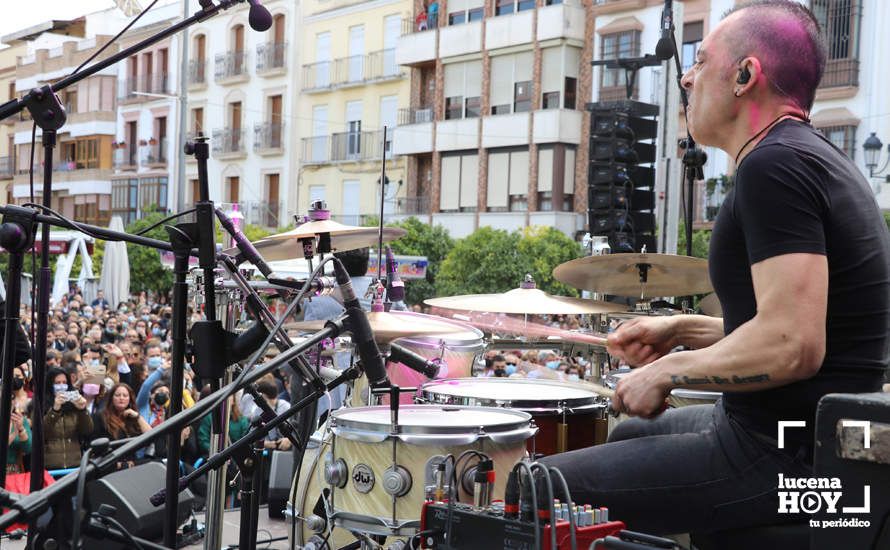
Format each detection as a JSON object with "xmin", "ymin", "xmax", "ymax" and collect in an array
[{"xmin": 2, "ymin": 506, "xmax": 292, "ymax": 550}]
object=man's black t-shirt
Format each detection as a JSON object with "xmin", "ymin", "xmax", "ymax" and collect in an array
[{"xmin": 709, "ymin": 119, "xmax": 890, "ymax": 449}]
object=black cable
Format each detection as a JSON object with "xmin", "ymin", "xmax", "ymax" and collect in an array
[
  {"xmin": 134, "ymin": 208, "xmax": 197, "ymax": 235},
  {"xmin": 97, "ymin": 513, "xmax": 145, "ymax": 550},
  {"xmin": 512, "ymin": 461, "xmax": 539, "ymax": 550},
  {"xmin": 70, "ymin": 0, "xmax": 161, "ymax": 76},
  {"xmin": 21, "ymin": 203, "xmax": 120, "ymax": 242},
  {"xmin": 70, "ymin": 447, "xmax": 93, "ymax": 549},
  {"xmin": 548, "ymin": 466, "xmax": 577, "ymax": 550},
  {"xmin": 530, "ymin": 462, "xmax": 557, "ymax": 550}
]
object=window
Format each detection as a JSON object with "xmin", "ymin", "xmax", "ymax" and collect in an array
[
  {"xmin": 487, "ymin": 148, "xmax": 529, "ymax": 211},
  {"xmin": 600, "ymin": 30, "xmax": 641, "ymax": 98},
  {"xmin": 63, "ymin": 89, "xmax": 77, "ymax": 114},
  {"xmin": 811, "ymin": 0, "xmax": 861, "ymax": 88},
  {"xmin": 496, "ymin": 0, "xmax": 533, "ymax": 16},
  {"xmin": 490, "ymin": 52, "xmax": 533, "ymax": 115},
  {"xmin": 226, "ymin": 176, "xmax": 240, "ymax": 203},
  {"xmin": 537, "ymin": 145, "xmax": 575, "ymax": 212},
  {"xmin": 440, "ymin": 152, "xmax": 478, "ymax": 212},
  {"xmin": 75, "ymin": 138, "xmax": 99, "ymax": 169},
  {"xmin": 140, "ymin": 177, "xmax": 168, "ymax": 213},
  {"xmin": 191, "ymin": 107, "xmax": 204, "ymax": 135},
  {"xmin": 447, "ymin": 0, "xmax": 484, "ymax": 25},
  {"xmin": 126, "ymin": 121, "xmax": 138, "ymax": 165},
  {"xmin": 112, "ymin": 179, "xmax": 138, "ymax": 225},
  {"xmin": 817, "ymin": 124, "xmax": 856, "ymax": 159},
  {"xmin": 681, "ymin": 22, "xmax": 704, "ymax": 74},
  {"xmin": 74, "ymin": 194, "xmax": 110, "ymax": 226},
  {"xmin": 265, "ymin": 173, "xmax": 280, "ymax": 227},
  {"xmin": 444, "ymin": 60, "xmax": 482, "ymax": 119}
]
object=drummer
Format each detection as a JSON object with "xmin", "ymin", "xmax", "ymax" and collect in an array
[{"xmin": 542, "ymin": 0, "xmax": 890, "ymax": 538}]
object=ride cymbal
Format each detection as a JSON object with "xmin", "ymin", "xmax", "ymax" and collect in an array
[
  {"xmin": 286, "ymin": 311, "xmax": 472, "ymax": 344},
  {"xmin": 553, "ymin": 253, "xmax": 712, "ymax": 298}
]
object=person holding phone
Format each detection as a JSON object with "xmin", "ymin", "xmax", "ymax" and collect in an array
[
  {"xmin": 43, "ymin": 367, "xmax": 93, "ymax": 470},
  {"xmin": 92, "ymin": 383, "xmax": 151, "ymax": 468},
  {"xmin": 7, "ymin": 404, "xmax": 31, "ymax": 474}
]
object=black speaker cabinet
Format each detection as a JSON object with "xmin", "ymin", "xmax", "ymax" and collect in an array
[
  {"xmin": 268, "ymin": 450, "xmax": 294, "ymax": 519},
  {"xmin": 85, "ymin": 461, "xmax": 195, "ymax": 547},
  {"xmin": 812, "ymin": 392, "xmax": 890, "ymax": 550}
]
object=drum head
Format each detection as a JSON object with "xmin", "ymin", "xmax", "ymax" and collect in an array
[
  {"xmin": 420, "ymin": 378, "xmax": 604, "ymax": 413},
  {"xmin": 332, "ymin": 404, "xmax": 530, "ymax": 435}
]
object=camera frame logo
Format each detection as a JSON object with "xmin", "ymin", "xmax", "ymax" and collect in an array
[{"xmin": 776, "ymin": 420, "xmax": 872, "ymax": 529}]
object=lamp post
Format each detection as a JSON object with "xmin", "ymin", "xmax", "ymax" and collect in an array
[{"xmin": 863, "ymin": 132, "xmax": 890, "ymax": 182}]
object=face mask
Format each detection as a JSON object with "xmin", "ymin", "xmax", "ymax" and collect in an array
[
  {"xmin": 151, "ymin": 327, "xmax": 161, "ymax": 336},
  {"xmin": 154, "ymin": 392, "xmax": 169, "ymax": 406},
  {"xmin": 106, "ymin": 327, "xmax": 116, "ymax": 334},
  {"xmin": 142, "ymin": 315, "xmax": 150, "ymax": 322},
  {"xmin": 66, "ymin": 340, "xmax": 78, "ymax": 351},
  {"xmin": 121, "ymin": 322, "xmax": 129, "ymax": 329},
  {"xmin": 54, "ymin": 383, "xmax": 69, "ymax": 394},
  {"xmin": 12, "ymin": 379, "xmax": 24, "ymax": 391},
  {"xmin": 147, "ymin": 356, "xmax": 163, "ymax": 370},
  {"xmin": 82, "ymin": 383, "xmax": 100, "ymax": 396},
  {"xmin": 83, "ymin": 312, "xmax": 92, "ymax": 319},
  {"xmin": 494, "ymin": 368, "xmax": 506, "ymax": 377},
  {"xmin": 546, "ymin": 360, "xmax": 560, "ymax": 370},
  {"xmin": 567, "ymin": 374, "xmax": 580, "ymax": 382},
  {"xmin": 505, "ymin": 364, "xmax": 517, "ymax": 375},
  {"xmin": 185, "ymin": 380, "xmax": 193, "ymax": 391},
  {"xmin": 128, "ymin": 316, "xmax": 136, "ymax": 323}
]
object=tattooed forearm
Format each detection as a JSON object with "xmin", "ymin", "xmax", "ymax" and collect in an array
[{"xmin": 670, "ymin": 373, "xmax": 771, "ymax": 386}]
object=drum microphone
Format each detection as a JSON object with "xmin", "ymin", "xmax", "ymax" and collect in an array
[
  {"xmin": 389, "ymin": 343, "xmax": 442, "ymax": 379},
  {"xmin": 655, "ymin": 0, "xmax": 675, "ymax": 61},
  {"xmin": 216, "ymin": 207, "xmax": 274, "ymax": 277},
  {"xmin": 333, "ymin": 260, "xmax": 388, "ymax": 386},
  {"xmin": 247, "ymin": 0, "xmax": 273, "ymax": 32},
  {"xmin": 385, "ymin": 246, "xmax": 405, "ymax": 303}
]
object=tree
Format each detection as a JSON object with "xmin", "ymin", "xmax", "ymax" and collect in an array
[
  {"xmin": 676, "ymin": 223, "xmax": 711, "ymax": 259},
  {"xmin": 126, "ymin": 212, "xmax": 174, "ymax": 294},
  {"xmin": 436, "ymin": 226, "xmax": 524, "ymax": 296},
  {"xmin": 386, "ymin": 217, "xmax": 454, "ymax": 305},
  {"xmin": 884, "ymin": 211, "xmax": 890, "ymax": 232},
  {"xmin": 516, "ymin": 226, "xmax": 582, "ymax": 296}
]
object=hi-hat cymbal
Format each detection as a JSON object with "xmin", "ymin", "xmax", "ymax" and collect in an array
[
  {"xmin": 228, "ymin": 220, "xmax": 407, "ymax": 261},
  {"xmin": 553, "ymin": 253, "xmax": 712, "ymax": 298},
  {"xmin": 425, "ymin": 287, "xmax": 623, "ymax": 315},
  {"xmin": 285, "ymin": 311, "xmax": 472, "ymax": 344}
]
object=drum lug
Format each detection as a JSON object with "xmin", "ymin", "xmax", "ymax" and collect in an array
[
  {"xmin": 382, "ymin": 465, "xmax": 413, "ymax": 497},
  {"xmin": 324, "ymin": 458, "xmax": 348, "ymax": 489}
]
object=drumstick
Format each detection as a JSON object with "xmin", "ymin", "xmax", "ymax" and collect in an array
[{"xmin": 579, "ymin": 382, "xmax": 615, "ymax": 398}]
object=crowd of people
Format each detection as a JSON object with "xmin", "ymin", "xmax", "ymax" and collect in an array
[{"xmin": 6, "ymin": 287, "xmax": 297, "ymax": 481}]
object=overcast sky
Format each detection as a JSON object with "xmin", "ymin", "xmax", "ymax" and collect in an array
[{"xmin": 1, "ymin": 1, "xmax": 117, "ymax": 47}]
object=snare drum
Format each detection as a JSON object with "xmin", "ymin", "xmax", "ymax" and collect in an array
[
  {"xmin": 352, "ymin": 313, "xmax": 484, "ymax": 406},
  {"xmin": 323, "ymin": 405, "xmax": 534, "ymax": 538},
  {"xmin": 419, "ymin": 378, "xmax": 608, "ymax": 455}
]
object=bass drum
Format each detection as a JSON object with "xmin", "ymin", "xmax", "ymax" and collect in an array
[{"xmin": 351, "ymin": 313, "xmax": 484, "ymax": 406}]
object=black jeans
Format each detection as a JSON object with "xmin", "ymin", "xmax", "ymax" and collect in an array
[{"xmin": 539, "ymin": 400, "xmax": 811, "ymax": 535}]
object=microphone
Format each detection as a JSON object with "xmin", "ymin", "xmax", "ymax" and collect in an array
[
  {"xmin": 389, "ymin": 343, "xmax": 443, "ymax": 379},
  {"xmin": 385, "ymin": 246, "xmax": 405, "ymax": 303},
  {"xmin": 332, "ymin": 260, "xmax": 388, "ymax": 386},
  {"xmin": 216, "ymin": 208, "xmax": 273, "ymax": 277},
  {"xmin": 654, "ymin": 0, "xmax": 674, "ymax": 61},
  {"xmin": 247, "ymin": 0, "xmax": 273, "ymax": 32}
]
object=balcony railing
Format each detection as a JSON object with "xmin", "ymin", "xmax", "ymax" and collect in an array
[
  {"xmin": 215, "ymin": 51, "xmax": 249, "ymax": 81},
  {"xmin": 188, "ymin": 59, "xmax": 207, "ymax": 85},
  {"xmin": 253, "ymin": 122, "xmax": 284, "ymax": 151},
  {"xmin": 396, "ymin": 196, "xmax": 430, "ymax": 215},
  {"xmin": 819, "ymin": 58, "xmax": 859, "ymax": 89},
  {"xmin": 398, "ymin": 107, "xmax": 434, "ymax": 125},
  {"xmin": 212, "ymin": 128, "xmax": 246, "ymax": 155},
  {"xmin": 0, "ymin": 156, "xmax": 13, "ymax": 178},
  {"xmin": 256, "ymin": 42, "xmax": 287, "ymax": 73},
  {"xmin": 118, "ymin": 73, "xmax": 170, "ymax": 100},
  {"xmin": 302, "ymin": 136, "xmax": 330, "ymax": 164},
  {"xmin": 145, "ymin": 138, "xmax": 168, "ymax": 165},
  {"xmin": 301, "ymin": 49, "xmax": 402, "ymax": 91},
  {"xmin": 218, "ymin": 200, "xmax": 285, "ymax": 228},
  {"xmin": 331, "ymin": 130, "xmax": 384, "ymax": 162},
  {"xmin": 113, "ymin": 148, "xmax": 138, "ymax": 169}
]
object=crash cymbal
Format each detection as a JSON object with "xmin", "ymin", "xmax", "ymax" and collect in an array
[
  {"xmin": 425, "ymin": 287, "xmax": 622, "ymax": 315},
  {"xmin": 225, "ymin": 220, "xmax": 407, "ymax": 261},
  {"xmin": 285, "ymin": 311, "xmax": 472, "ymax": 344},
  {"xmin": 553, "ymin": 253, "xmax": 712, "ymax": 298},
  {"xmin": 698, "ymin": 292, "xmax": 723, "ymax": 317}
]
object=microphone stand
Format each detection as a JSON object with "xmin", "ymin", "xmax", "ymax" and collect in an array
[
  {"xmin": 664, "ymin": 18, "xmax": 707, "ymax": 256},
  {"xmin": 0, "ymin": 2, "xmax": 256, "ymax": 546}
]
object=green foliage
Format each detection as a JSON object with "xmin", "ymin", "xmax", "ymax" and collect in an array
[
  {"xmin": 242, "ymin": 224, "xmax": 274, "ymax": 242},
  {"xmin": 676, "ymin": 223, "xmax": 711, "ymax": 259},
  {"xmin": 386, "ymin": 217, "xmax": 454, "ymax": 305},
  {"xmin": 884, "ymin": 211, "xmax": 890, "ymax": 231},
  {"xmin": 126, "ymin": 212, "xmax": 174, "ymax": 294},
  {"xmin": 435, "ymin": 225, "xmax": 582, "ymax": 298},
  {"xmin": 516, "ymin": 226, "xmax": 581, "ymax": 297},
  {"xmin": 436, "ymin": 227, "xmax": 523, "ymax": 296}
]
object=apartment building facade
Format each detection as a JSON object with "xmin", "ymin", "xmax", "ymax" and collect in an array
[
  {"xmin": 111, "ymin": 2, "xmax": 181, "ymax": 226},
  {"xmin": 0, "ymin": 44, "xmax": 26, "ymax": 202},
  {"xmin": 392, "ymin": 0, "xmax": 593, "ymax": 239},
  {"xmin": 297, "ymin": 0, "xmax": 411, "ymax": 226},
  {"xmin": 185, "ymin": 0, "xmax": 298, "ymax": 229}
]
